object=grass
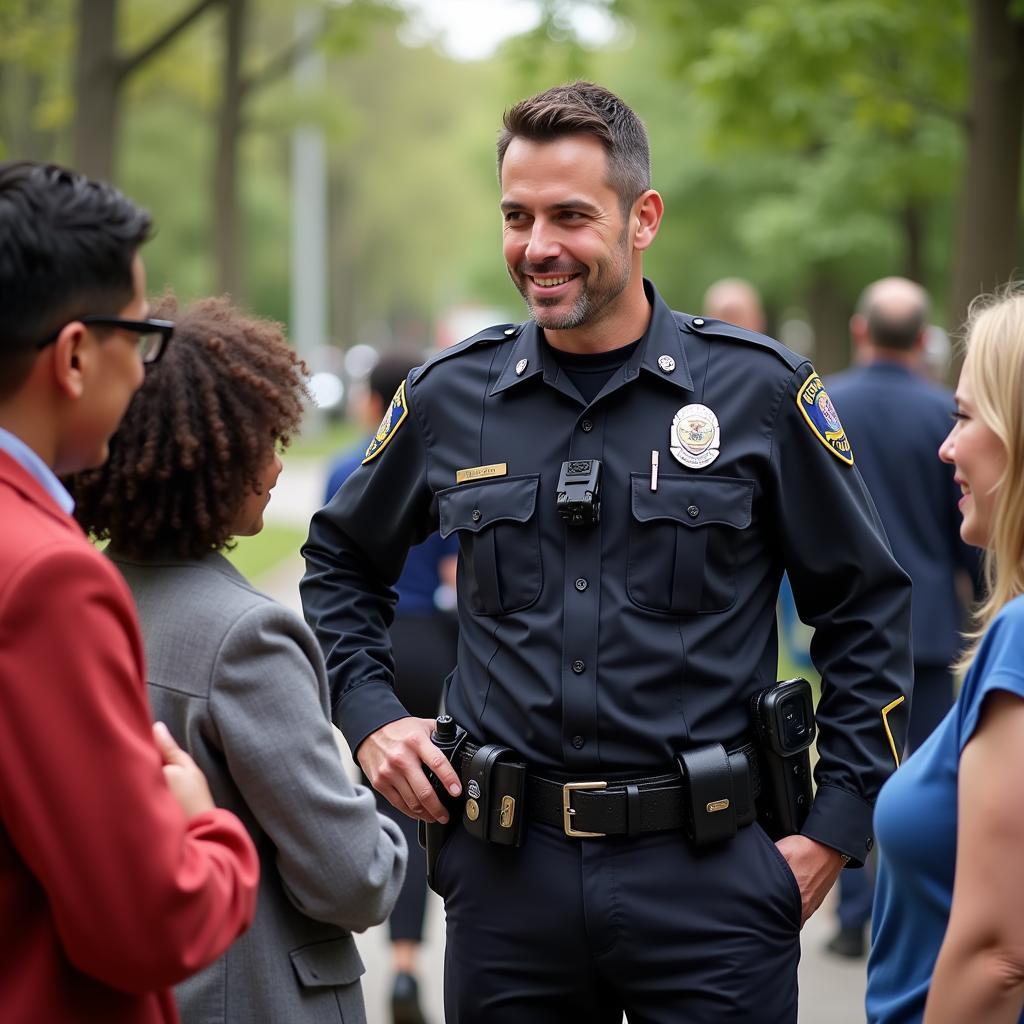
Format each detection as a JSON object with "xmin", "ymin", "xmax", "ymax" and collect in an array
[
  {"xmin": 286, "ymin": 417, "xmax": 361, "ymax": 460},
  {"xmin": 223, "ymin": 523, "xmax": 307, "ymax": 582}
]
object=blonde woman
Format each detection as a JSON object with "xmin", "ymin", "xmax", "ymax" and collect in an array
[{"xmin": 867, "ymin": 288, "xmax": 1024, "ymax": 1023}]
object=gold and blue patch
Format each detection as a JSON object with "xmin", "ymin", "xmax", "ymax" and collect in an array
[
  {"xmin": 796, "ymin": 372, "xmax": 854, "ymax": 466},
  {"xmin": 362, "ymin": 379, "xmax": 409, "ymax": 464}
]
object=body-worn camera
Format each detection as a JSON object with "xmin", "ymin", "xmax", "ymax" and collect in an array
[
  {"xmin": 750, "ymin": 678, "xmax": 816, "ymax": 840},
  {"xmin": 556, "ymin": 459, "xmax": 602, "ymax": 527}
]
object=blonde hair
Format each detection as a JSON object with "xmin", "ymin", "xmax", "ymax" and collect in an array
[{"xmin": 956, "ymin": 285, "xmax": 1024, "ymax": 671}]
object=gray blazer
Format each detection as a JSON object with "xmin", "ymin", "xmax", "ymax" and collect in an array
[{"xmin": 112, "ymin": 551, "xmax": 406, "ymax": 1024}]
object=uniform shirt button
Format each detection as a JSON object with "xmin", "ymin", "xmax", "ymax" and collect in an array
[
  {"xmin": 572, "ymin": 659, "xmax": 585, "ymax": 674},
  {"xmin": 687, "ymin": 505, "xmax": 700, "ymax": 518},
  {"xmin": 581, "ymin": 419, "xmax": 593, "ymax": 432},
  {"xmin": 471, "ymin": 509, "xmax": 482, "ymax": 522},
  {"xmin": 865, "ymin": 837, "xmax": 874, "ymax": 852},
  {"xmin": 572, "ymin": 735, "xmax": 585, "ymax": 749},
  {"xmin": 575, "ymin": 578, "xmax": 588, "ymax": 592}
]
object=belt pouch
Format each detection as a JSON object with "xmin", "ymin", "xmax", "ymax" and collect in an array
[
  {"xmin": 461, "ymin": 744, "xmax": 527, "ymax": 846},
  {"xmin": 676, "ymin": 743, "xmax": 738, "ymax": 847},
  {"xmin": 728, "ymin": 748, "xmax": 757, "ymax": 827}
]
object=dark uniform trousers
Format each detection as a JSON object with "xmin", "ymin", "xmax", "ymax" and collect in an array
[
  {"xmin": 301, "ymin": 281, "xmax": 913, "ymax": 1024},
  {"xmin": 435, "ymin": 820, "xmax": 800, "ymax": 1023}
]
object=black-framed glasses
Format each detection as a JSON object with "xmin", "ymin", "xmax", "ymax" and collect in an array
[{"xmin": 33, "ymin": 315, "xmax": 174, "ymax": 365}]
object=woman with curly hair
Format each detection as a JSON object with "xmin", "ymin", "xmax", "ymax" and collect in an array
[{"xmin": 69, "ymin": 295, "xmax": 406, "ymax": 1024}]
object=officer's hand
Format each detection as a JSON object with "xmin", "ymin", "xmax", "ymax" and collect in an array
[
  {"xmin": 775, "ymin": 834, "xmax": 844, "ymax": 926},
  {"xmin": 357, "ymin": 717, "xmax": 462, "ymax": 823}
]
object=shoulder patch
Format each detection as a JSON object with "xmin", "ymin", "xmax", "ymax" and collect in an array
[
  {"xmin": 796, "ymin": 371, "xmax": 854, "ymax": 466},
  {"xmin": 410, "ymin": 324, "xmax": 519, "ymax": 387},
  {"xmin": 678, "ymin": 313, "xmax": 802, "ymax": 371},
  {"xmin": 362, "ymin": 380, "xmax": 409, "ymax": 464}
]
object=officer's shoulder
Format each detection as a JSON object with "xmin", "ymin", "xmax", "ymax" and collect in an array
[
  {"xmin": 674, "ymin": 312, "xmax": 805, "ymax": 374},
  {"xmin": 408, "ymin": 323, "xmax": 521, "ymax": 388}
]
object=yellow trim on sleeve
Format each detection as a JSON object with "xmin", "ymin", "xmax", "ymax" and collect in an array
[{"xmin": 881, "ymin": 695, "xmax": 906, "ymax": 768}]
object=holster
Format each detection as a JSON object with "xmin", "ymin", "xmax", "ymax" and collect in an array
[
  {"xmin": 417, "ymin": 818, "xmax": 453, "ymax": 893},
  {"xmin": 460, "ymin": 743, "xmax": 527, "ymax": 847},
  {"xmin": 676, "ymin": 742, "xmax": 756, "ymax": 848}
]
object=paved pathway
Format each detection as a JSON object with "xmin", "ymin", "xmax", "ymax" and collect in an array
[{"xmin": 257, "ymin": 456, "xmax": 869, "ymax": 1023}]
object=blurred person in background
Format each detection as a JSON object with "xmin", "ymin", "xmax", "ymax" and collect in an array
[
  {"xmin": 702, "ymin": 277, "xmax": 766, "ymax": 333},
  {"xmin": 704, "ymin": 278, "xmax": 814, "ymax": 676},
  {"xmin": 0, "ymin": 161, "xmax": 258, "ymax": 1023},
  {"xmin": 826, "ymin": 277, "xmax": 980, "ymax": 959},
  {"xmin": 325, "ymin": 349, "xmax": 457, "ymax": 1024},
  {"xmin": 867, "ymin": 286, "xmax": 1024, "ymax": 1023},
  {"xmin": 68, "ymin": 295, "xmax": 407, "ymax": 1024}
]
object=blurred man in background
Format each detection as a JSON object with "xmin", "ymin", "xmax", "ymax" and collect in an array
[
  {"xmin": 702, "ymin": 277, "xmax": 766, "ymax": 333},
  {"xmin": 825, "ymin": 276, "xmax": 980, "ymax": 958}
]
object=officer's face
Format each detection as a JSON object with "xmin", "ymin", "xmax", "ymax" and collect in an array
[
  {"xmin": 939, "ymin": 359, "xmax": 1006, "ymax": 549},
  {"xmin": 500, "ymin": 134, "xmax": 634, "ymax": 332}
]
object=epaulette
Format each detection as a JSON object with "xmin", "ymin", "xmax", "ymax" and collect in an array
[
  {"xmin": 673, "ymin": 312, "xmax": 804, "ymax": 373},
  {"xmin": 408, "ymin": 323, "xmax": 523, "ymax": 387}
]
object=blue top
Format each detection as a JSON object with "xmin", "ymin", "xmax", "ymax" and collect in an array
[
  {"xmin": 828, "ymin": 362, "xmax": 978, "ymax": 665},
  {"xmin": 0, "ymin": 426, "xmax": 74, "ymax": 514},
  {"xmin": 325, "ymin": 443, "xmax": 456, "ymax": 616},
  {"xmin": 867, "ymin": 595, "xmax": 1024, "ymax": 1024}
]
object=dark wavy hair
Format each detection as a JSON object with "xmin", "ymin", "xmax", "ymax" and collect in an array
[
  {"xmin": 0, "ymin": 160, "xmax": 151, "ymax": 398},
  {"xmin": 68, "ymin": 294, "xmax": 308, "ymax": 559}
]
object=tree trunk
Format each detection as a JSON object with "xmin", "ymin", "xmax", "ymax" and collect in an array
[
  {"xmin": 804, "ymin": 271, "xmax": 850, "ymax": 374},
  {"xmin": 72, "ymin": 0, "xmax": 120, "ymax": 182},
  {"xmin": 902, "ymin": 200, "xmax": 925, "ymax": 285},
  {"xmin": 950, "ymin": 0, "xmax": 1024, "ymax": 330},
  {"xmin": 214, "ymin": 0, "xmax": 245, "ymax": 300}
]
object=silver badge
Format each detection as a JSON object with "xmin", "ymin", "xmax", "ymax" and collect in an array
[
  {"xmin": 515, "ymin": 358, "xmax": 528, "ymax": 376},
  {"xmin": 467, "ymin": 780, "xmax": 482, "ymax": 799},
  {"xmin": 670, "ymin": 404, "xmax": 721, "ymax": 469},
  {"xmin": 657, "ymin": 355, "xmax": 675, "ymax": 373}
]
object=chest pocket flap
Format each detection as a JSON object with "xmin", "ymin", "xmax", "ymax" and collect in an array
[
  {"xmin": 438, "ymin": 475, "xmax": 539, "ymax": 537},
  {"xmin": 289, "ymin": 937, "xmax": 365, "ymax": 988},
  {"xmin": 437, "ymin": 475, "xmax": 542, "ymax": 615},
  {"xmin": 628, "ymin": 474, "xmax": 753, "ymax": 614},
  {"xmin": 631, "ymin": 474, "xmax": 753, "ymax": 528}
]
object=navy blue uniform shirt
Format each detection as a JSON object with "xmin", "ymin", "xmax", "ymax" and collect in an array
[{"xmin": 302, "ymin": 282, "xmax": 912, "ymax": 863}]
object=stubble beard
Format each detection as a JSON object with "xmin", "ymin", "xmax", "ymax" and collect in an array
[{"xmin": 513, "ymin": 229, "xmax": 632, "ymax": 331}]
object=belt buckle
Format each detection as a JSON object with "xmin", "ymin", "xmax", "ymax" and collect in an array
[{"xmin": 562, "ymin": 780, "xmax": 607, "ymax": 838}]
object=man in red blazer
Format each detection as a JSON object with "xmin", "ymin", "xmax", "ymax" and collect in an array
[{"xmin": 0, "ymin": 161, "xmax": 259, "ymax": 1023}]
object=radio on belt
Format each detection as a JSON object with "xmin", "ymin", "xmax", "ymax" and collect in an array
[{"xmin": 556, "ymin": 459, "xmax": 602, "ymax": 527}]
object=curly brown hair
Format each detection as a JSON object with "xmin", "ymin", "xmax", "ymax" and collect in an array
[{"xmin": 68, "ymin": 293, "xmax": 308, "ymax": 559}]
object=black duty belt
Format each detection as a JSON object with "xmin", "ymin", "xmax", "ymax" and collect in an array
[{"xmin": 456, "ymin": 740, "xmax": 760, "ymax": 843}]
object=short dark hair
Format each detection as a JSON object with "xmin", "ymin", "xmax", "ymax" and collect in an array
[
  {"xmin": 67, "ymin": 294, "xmax": 308, "ymax": 560},
  {"xmin": 368, "ymin": 350, "xmax": 423, "ymax": 406},
  {"xmin": 0, "ymin": 161, "xmax": 151, "ymax": 398},
  {"xmin": 497, "ymin": 81, "xmax": 651, "ymax": 212}
]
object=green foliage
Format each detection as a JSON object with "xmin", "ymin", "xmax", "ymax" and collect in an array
[
  {"xmin": 618, "ymin": 0, "xmax": 972, "ymax": 323},
  {"xmin": 0, "ymin": 0, "xmax": 993, "ymax": 357}
]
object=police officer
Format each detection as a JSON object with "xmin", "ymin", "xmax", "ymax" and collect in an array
[{"xmin": 301, "ymin": 82, "xmax": 912, "ymax": 1023}]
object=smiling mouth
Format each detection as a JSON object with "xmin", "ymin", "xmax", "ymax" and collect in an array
[{"xmin": 529, "ymin": 273, "xmax": 580, "ymax": 289}]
